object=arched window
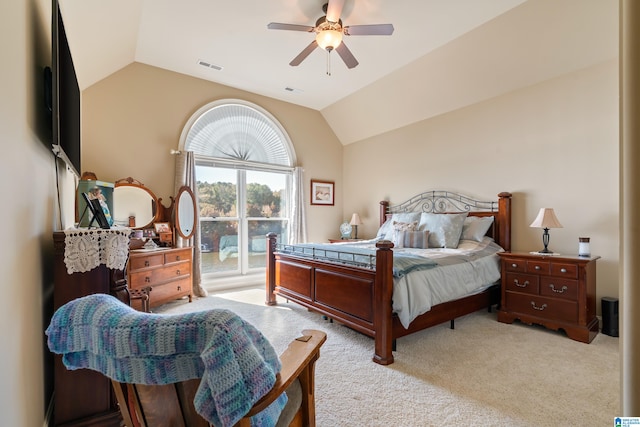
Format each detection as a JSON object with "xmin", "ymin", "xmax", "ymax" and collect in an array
[{"xmin": 180, "ymin": 99, "xmax": 296, "ymax": 286}]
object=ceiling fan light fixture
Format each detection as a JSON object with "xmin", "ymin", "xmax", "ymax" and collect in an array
[{"xmin": 315, "ymin": 29, "xmax": 343, "ymax": 50}]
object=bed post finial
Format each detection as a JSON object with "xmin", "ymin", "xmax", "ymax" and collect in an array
[
  {"xmin": 265, "ymin": 233, "xmax": 278, "ymax": 306},
  {"xmin": 379, "ymin": 200, "xmax": 389, "ymax": 227},
  {"xmin": 497, "ymin": 192, "xmax": 512, "ymax": 252}
]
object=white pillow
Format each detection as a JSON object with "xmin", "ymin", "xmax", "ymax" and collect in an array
[
  {"xmin": 376, "ymin": 212, "xmax": 421, "ymax": 240},
  {"xmin": 460, "ymin": 216, "xmax": 494, "ymax": 242},
  {"xmin": 418, "ymin": 212, "xmax": 468, "ymax": 248}
]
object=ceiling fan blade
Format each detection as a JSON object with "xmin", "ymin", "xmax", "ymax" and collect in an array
[
  {"xmin": 344, "ymin": 24, "xmax": 394, "ymax": 36},
  {"xmin": 267, "ymin": 22, "xmax": 314, "ymax": 32},
  {"xmin": 335, "ymin": 42, "xmax": 358, "ymax": 69},
  {"xmin": 325, "ymin": 0, "xmax": 345, "ymax": 23},
  {"xmin": 290, "ymin": 40, "xmax": 319, "ymax": 66}
]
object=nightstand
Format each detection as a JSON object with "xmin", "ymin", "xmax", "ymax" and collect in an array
[{"xmin": 497, "ymin": 252, "xmax": 600, "ymax": 343}]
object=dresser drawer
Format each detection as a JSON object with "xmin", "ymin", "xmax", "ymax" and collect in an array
[
  {"xmin": 165, "ymin": 249, "xmax": 191, "ymax": 264},
  {"xmin": 129, "ymin": 261, "xmax": 191, "ymax": 288},
  {"xmin": 505, "ymin": 292, "xmax": 578, "ymax": 323},
  {"xmin": 130, "ymin": 253, "xmax": 163, "ymax": 271},
  {"xmin": 128, "ymin": 247, "xmax": 194, "ymax": 310},
  {"xmin": 505, "ymin": 272, "xmax": 539, "ymax": 295},
  {"xmin": 151, "ymin": 278, "xmax": 192, "ymax": 303},
  {"xmin": 540, "ymin": 277, "xmax": 578, "ymax": 300}
]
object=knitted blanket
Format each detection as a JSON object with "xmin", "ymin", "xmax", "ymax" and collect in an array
[{"xmin": 46, "ymin": 294, "xmax": 286, "ymax": 427}]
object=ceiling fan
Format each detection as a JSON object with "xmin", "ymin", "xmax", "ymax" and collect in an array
[{"xmin": 267, "ymin": 0, "xmax": 394, "ymax": 73}]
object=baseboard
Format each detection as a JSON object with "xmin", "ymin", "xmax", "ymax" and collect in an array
[{"xmin": 202, "ymin": 272, "xmax": 264, "ymax": 292}]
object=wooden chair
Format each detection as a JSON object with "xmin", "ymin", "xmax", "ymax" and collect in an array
[{"xmin": 110, "ymin": 329, "xmax": 327, "ymax": 427}]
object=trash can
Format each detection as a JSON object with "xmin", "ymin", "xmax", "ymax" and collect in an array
[{"xmin": 601, "ymin": 297, "xmax": 619, "ymax": 337}]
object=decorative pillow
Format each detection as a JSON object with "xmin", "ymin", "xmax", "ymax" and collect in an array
[
  {"xmin": 376, "ymin": 212, "xmax": 421, "ymax": 240},
  {"xmin": 392, "ymin": 220, "xmax": 418, "ymax": 231},
  {"xmin": 418, "ymin": 212, "xmax": 468, "ymax": 248},
  {"xmin": 394, "ymin": 230, "xmax": 429, "ymax": 249},
  {"xmin": 460, "ymin": 216, "xmax": 494, "ymax": 242}
]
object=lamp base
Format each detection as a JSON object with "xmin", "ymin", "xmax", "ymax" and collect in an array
[{"xmin": 537, "ymin": 248, "xmax": 553, "ymax": 254}]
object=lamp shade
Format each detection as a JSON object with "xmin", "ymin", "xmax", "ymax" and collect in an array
[
  {"xmin": 316, "ymin": 29, "xmax": 343, "ymax": 50},
  {"xmin": 529, "ymin": 208, "xmax": 563, "ymax": 229},
  {"xmin": 349, "ymin": 213, "xmax": 363, "ymax": 226}
]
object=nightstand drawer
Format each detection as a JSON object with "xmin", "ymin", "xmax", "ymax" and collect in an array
[
  {"xmin": 550, "ymin": 262, "xmax": 578, "ymax": 279},
  {"xmin": 526, "ymin": 259, "xmax": 550, "ymax": 275},
  {"xmin": 505, "ymin": 273, "xmax": 539, "ymax": 294},
  {"xmin": 540, "ymin": 277, "xmax": 578, "ymax": 300},
  {"xmin": 504, "ymin": 258, "xmax": 527, "ymax": 273},
  {"xmin": 505, "ymin": 292, "xmax": 578, "ymax": 323}
]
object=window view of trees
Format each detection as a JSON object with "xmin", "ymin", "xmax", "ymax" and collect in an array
[
  {"xmin": 196, "ymin": 181, "xmax": 282, "ymax": 218},
  {"xmin": 197, "ymin": 171, "xmax": 288, "ymax": 275}
]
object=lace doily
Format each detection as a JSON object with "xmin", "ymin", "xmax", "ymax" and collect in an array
[{"xmin": 63, "ymin": 227, "xmax": 131, "ymax": 274}]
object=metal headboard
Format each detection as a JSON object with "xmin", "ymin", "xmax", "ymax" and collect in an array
[{"xmin": 386, "ymin": 190, "xmax": 498, "ymax": 215}]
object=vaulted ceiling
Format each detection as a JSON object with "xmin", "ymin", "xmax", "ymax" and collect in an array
[{"xmin": 58, "ymin": 0, "xmax": 618, "ymax": 145}]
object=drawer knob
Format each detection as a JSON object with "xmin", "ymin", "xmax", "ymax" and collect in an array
[
  {"xmin": 177, "ymin": 285, "xmax": 181, "ymax": 291},
  {"xmin": 514, "ymin": 279, "xmax": 529, "ymax": 288},
  {"xmin": 534, "ymin": 265, "xmax": 541, "ymax": 270},
  {"xmin": 144, "ymin": 276, "xmax": 150, "ymax": 283},
  {"xmin": 549, "ymin": 284, "xmax": 568, "ymax": 293},
  {"xmin": 531, "ymin": 301, "xmax": 547, "ymax": 311},
  {"xmin": 176, "ymin": 256, "xmax": 180, "ymax": 261},
  {"xmin": 511, "ymin": 263, "xmax": 518, "ymax": 268},
  {"xmin": 560, "ymin": 268, "xmax": 567, "ymax": 273},
  {"xmin": 176, "ymin": 270, "xmax": 181, "ymax": 276},
  {"xmin": 144, "ymin": 261, "xmax": 150, "ymax": 267}
]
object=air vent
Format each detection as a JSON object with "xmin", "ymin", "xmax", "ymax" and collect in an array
[
  {"xmin": 197, "ymin": 59, "xmax": 223, "ymax": 71},
  {"xmin": 285, "ymin": 87, "xmax": 303, "ymax": 94}
]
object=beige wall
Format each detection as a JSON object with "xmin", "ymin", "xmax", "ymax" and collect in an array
[
  {"xmin": 82, "ymin": 62, "xmax": 344, "ymax": 242},
  {"xmin": 344, "ymin": 59, "xmax": 619, "ymax": 308},
  {"xmin": 82, "ymin": 59, "xmax": 619, "ymax": 306}
]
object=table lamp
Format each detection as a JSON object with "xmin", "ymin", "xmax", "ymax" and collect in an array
[
  {"xmin": 350, "ymin": 213, "xmax": 363, "ymax": 239},
  {"xmin": 530, "ymin": 208, "xmax": 563, "ymax": 254}
]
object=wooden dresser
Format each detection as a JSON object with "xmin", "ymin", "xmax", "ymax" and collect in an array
[
  {"xmin": 497, "ymin": 252, "xmax": 600, "ymax": 343},
  {"xmin": 128, "ymin": 247, "xmax": 193, "ymax": 309},
  {"xmin": 52, "ymin": 232, "xmax": 125, "ymax": 426}
]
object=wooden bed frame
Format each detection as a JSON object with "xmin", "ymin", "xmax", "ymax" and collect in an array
[{"xmin": 266, "ymin": 191, "xmax": 512, "ymax": 365}]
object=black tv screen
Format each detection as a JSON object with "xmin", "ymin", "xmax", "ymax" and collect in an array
[{"xmin": 51, "ymin": 1, "xmax": 81, "ymax": 177}]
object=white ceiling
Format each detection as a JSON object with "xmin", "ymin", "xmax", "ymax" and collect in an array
[{"xmin": 58, "ymin": 0, "xmax": 618, "ymax": 145}]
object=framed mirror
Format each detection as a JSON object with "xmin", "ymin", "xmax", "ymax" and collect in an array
[
  {"xmin": 113, "ymin": 177, "xmax": 159, "ymax": 229},
  {"xmin": 174, "ymin": 185, "xmax": 196, "ymax": 239}
]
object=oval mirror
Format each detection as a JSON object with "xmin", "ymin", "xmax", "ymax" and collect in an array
[
  {"xmin": 113, "ymin": 177, "xmax": 159, "ymax": 229},
  {"xmin": 175, "ymin": 185, "xmax": 196, "ymax": 239}
]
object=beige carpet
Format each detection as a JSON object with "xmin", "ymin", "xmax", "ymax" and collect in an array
[{"xmin": 155, "ymin": 287, "xmax": 620, "ymax": 427}]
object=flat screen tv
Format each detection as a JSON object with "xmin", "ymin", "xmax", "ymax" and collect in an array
[{"xmin": 49, "ymin": 0, "xmax": 81, "ymax": 178}]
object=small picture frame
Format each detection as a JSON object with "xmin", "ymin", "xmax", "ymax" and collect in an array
[
  {"xmin": 310, "ymin": 180, "xmax": 334, "ymax": 206},
  {"xmin": 154, "ymin": 222, "xmax": 171, "ymax": 233}
]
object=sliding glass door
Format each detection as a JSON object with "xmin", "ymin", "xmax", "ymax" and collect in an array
[{"xmin": 197, "ymin": 165, "xmax": 289, "ymax": 278}]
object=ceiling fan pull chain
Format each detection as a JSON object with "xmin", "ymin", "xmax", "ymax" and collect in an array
[{"xmin": 326, "ymin": 50, "xmax": 331, "ymax": 76}]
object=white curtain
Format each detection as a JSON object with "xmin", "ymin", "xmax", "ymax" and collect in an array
[
  {"xmin": 288, "ymin": 166, "xmax": 307, "ymax": 244},
  {"xmin": 174, "ymin": 151, "xmax": 207, "ymax": 297}
]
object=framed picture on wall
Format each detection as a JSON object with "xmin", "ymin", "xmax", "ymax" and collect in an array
[{"xmin": 310, "ymin": 180, "xmax": 334, "ymax": 206}]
